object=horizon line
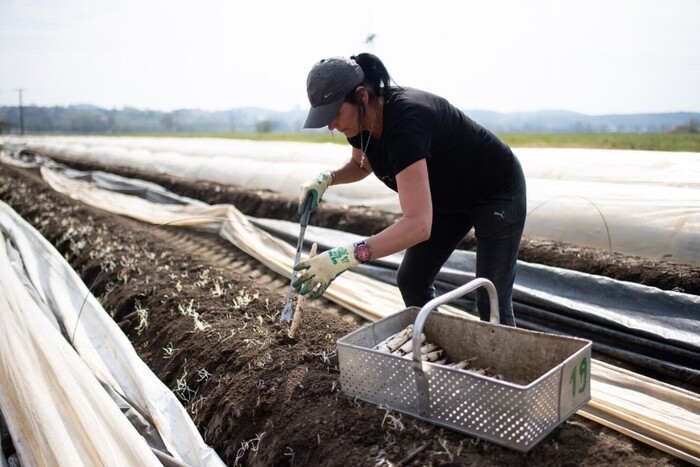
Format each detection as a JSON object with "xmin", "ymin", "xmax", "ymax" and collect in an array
[{"xmin": 1, "ymin": 103, "xmax": 700, "ymax": 118}]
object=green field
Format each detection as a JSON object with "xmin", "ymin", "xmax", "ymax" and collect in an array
[
  {"xmin": 498, "ymin": 133, "xmax": 700, "ymax": 152},
  {"xmin": 137, "ymin": 132, "xmax": 700, "ymax": 152}
]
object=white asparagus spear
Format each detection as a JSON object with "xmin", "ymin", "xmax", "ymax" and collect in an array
[
  {"xmin": 404, "ymin": 342, "xmax": 440, "ymax": 359},
  {"xmin": 372, "ymin": 325, "xmax": 413, "ymax": 353},
  {"xmin": 386, "ymin": 325, "xmax": 414, "ymax": 352},
  {"xmin": 396, "ymin": 333, "xmax": 426, "ymax": 355},
  {"xmin": 404, "ymin": 343, "xmax": 442, "ymax": 360},
  {"xmin": 424, "ymin": 349, "xmax": 443, "ymax": 362},
  {"xmin": 447, "ymin": 356, "xmax": 478, "ymax": 370},
  {"xmin": 450, "ymin": 361, "xmax": 470, "ymax": 370}
]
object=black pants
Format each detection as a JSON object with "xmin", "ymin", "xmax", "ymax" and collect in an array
[{"xmin": 396, "ymin": 158, "xmax": 526, "ymax": 326}]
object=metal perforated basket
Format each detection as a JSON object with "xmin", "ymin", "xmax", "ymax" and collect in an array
[{"xmin": 337, "ymin": 278, "xmax": 592, "ymax": 452}]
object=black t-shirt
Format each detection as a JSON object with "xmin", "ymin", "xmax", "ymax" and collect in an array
[{"xmin": 349, "ymin": 87, "xmax": 519, "ymax": 213}]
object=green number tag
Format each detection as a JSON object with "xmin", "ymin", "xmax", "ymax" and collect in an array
[{"xmin": 559, "ymin": 349, "xmax": 591, "ymax": 418}]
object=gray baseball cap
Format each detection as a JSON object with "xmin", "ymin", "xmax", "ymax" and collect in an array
[{"xmin": 303, "ymin": 57, "xmax": 365, "ymax": 129}]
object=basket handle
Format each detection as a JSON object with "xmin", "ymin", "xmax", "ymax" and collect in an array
[{"xmin": 411, "ymin": 278, "xmax": 499, "ymax": 417}]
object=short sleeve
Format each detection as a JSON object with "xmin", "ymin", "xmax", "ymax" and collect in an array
[{"xmin": 384, "ymin": 109, "xmax": 431, "ymax": 175}]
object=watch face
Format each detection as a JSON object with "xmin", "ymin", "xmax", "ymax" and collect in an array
[{"xmin": 354, "ymin": 243, "xmax": 372, "ymax": 263}]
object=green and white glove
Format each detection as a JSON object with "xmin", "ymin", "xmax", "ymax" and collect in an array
[
  {"xmin": 293, "ymin": 243, "xmax": 358, "ymax": 298},
  {"xmin": 298, "ymin": 170, "xmax": 333, "ymax": 214}
]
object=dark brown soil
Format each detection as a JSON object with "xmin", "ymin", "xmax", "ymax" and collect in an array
[{"xmin": 1, "ymin": 156, "xmax": 695, "ymax": 467}]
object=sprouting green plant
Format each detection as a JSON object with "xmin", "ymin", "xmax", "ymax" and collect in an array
[
  {"xmin": 234, "ymin": 432, "xmax": 266, "ymax": 467},
  {"xmin": 216, "ymin": 329, "xmax": 236, "ymax": 343},
  {"xmin": 313, "ymin": 348, "xmax": 337, "ymax": 365},
  {"xmin": 243, "ymin": 338, "xmax": 264, "ymax": 348},
  {"xmin": 178, "ymin": 299, "xmax": 211, "ymax": 331},
  {"xmin": 117, "ymin": 268, "xmax": 130, "ymax": 284},
  {"xmin": 380, "ymin": 405, "xmax": 405, "ymax": 432},
  {"xmin": 163, "ymin": 342, "xmax": 178, "ymax": 358},
  {"xmin": 134, "ymin": 299, "xmax": 148, "ymax": 335},
  {"xmin": 178, "ymin": 299, "xmax": 196, "ymax": 316},
  {"xmin": 437, "ymin": 437, "xmax": 455, "ymax": 462},
  {"xmin": 197, "ymin": 368, "xmax": 212, "ymax": 382},
  {"xmin": 193, "ymin": 315, "xmax": 210, "ymax": 332},
  {"xmin": 195, "ymin": 269, "xmax": 211, "ymax": 288},
  {"xmin": 174, "ymin": 369, "xmax": 197, "ymax": 403},
  {"xmin": 265, "ymin": 312, "xmax": 279, "ymax": 323},
  {"xmin": 232, "ymin": 287, "xmax": 258, "ymax": 310},
  {"xmin": 437, "ymin": 436, "xmax": 463, "ymax": 464},
  {"xmin": 211, "ymin": 279, "xmax": 225, "ymax": 297},
  {"xmin": 283, "ymin": 447, "xmax": 294, "ymax": 464},
  {"xmin": 190, "ymin": 395, "xmax": 205, "ymax": 419}
]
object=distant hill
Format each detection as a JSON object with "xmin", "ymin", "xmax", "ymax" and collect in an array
[
  {"xmin": 466, "ymin": 109, "xmax": 700, "ymax": 133},
  {"xmin": 0, "ymin": 105, "xmax": 697, "ymax": 135}
]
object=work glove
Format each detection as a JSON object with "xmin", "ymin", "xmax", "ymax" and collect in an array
[
  {"xmin": 298, "ymin": 170, "xmax": 333, "ymax": 214},
  {"xmin": 293, "ymin": 243, "xmax": 358, "ymax": 298}
]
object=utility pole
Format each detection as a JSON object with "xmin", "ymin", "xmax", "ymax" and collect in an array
[{"xmin": 17, "ymin": 89, "xmax": 25, "ymax": 135}]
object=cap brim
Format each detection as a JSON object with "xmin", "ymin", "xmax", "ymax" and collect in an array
[{"xmin": 303, "ymin": 98, "xmax": 343, "ymax": 129}]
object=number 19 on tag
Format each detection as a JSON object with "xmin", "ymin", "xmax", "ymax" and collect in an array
[{"xmin": 559, "ymin": 354, "xmax": 591, "ymax": 417}]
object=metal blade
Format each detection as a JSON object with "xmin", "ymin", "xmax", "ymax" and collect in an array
[{"xmin": 281, "ymin": 196, "xmax": 312, "ymax": 322}]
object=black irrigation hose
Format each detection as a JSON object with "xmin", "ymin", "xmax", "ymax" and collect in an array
[
  {"xmin": 362, "ymin": 271, "xmax": 700, "ymax": 391},
  {"xmin": 512, "ymin": 292, "xmax": 700, "ymax": 356},
  {"xmin": 512, "ymin": 302, "xmax": 700, "ymax": 369},
  {"xmin": 428, "ymin": 291, "xmax": 700, "ymax": 389},
  {"xmin": 520, "ymin": 319, "xmax": 700, "ymax": 388},
  {"xmin": 434, "ymin": 289, "xmax": 700, "ymax": 369}
]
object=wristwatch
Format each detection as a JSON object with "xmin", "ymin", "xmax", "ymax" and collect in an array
[{"xmin": 353, "ymin": 240, "xmax": 372, "ymax": 264}]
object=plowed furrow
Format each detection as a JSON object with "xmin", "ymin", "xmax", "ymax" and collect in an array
[{"xmin": 150, "ymin": 226, "xmax": 365, "ymax": 326}]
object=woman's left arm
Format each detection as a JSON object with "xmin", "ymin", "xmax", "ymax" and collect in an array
[{"xmin": 365, "ymin": 158, "xmax": 433, "ymax": 258}]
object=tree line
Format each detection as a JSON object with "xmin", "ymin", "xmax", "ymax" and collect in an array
[
  {"xmin": 1, "ymin": 105, "xmax": 698, "ymax": 135},
  {"xmin": 0, "ymin": 105, "xmax": 305, "ymax": 135}
]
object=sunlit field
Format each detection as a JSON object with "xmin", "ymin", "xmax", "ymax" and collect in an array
[{"xmin": 498, "ymin": 132, "xmax": 700, "ymax": 152}]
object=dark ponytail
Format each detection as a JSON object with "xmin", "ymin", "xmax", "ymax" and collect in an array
[
  {"xmin": 351, "ymin": 53, "xmax": 394, "ymax": 100},
  {"xmin": 343, "ymin": 53, "xmax": 398, "ymax": 130}
]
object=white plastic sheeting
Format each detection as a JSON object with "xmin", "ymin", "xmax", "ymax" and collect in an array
[
  {"xmin": 0, "ymin": 201, "xmax": 225, "ymax": 466},
  {"xmin": 6, "ymin": 135, "xmax": 699, "ymax": 265},
  {"xmin": 0, "ymin": 226, "xmax": 162, "ymax": 466},
  {"xmin": 8, "ymin": 159, "xmax": 699, "ymax": 463}
]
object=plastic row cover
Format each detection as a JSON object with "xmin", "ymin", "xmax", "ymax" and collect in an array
[
  {"xmin": 6, "ymin": 135, "xmax": 700, "ymax": 265},
  {"xmin": 0, "ymin": 201, "xmax": 225, "ymax": 464}
]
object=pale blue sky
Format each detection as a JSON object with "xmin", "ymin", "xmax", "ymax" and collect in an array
[{"xmin": 1, "ymin": 0, "xmax": 699, "ymax": 114}]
